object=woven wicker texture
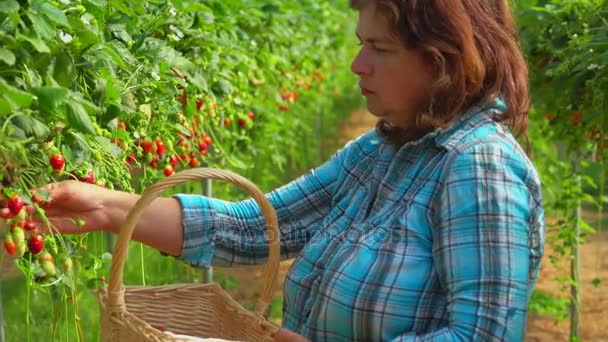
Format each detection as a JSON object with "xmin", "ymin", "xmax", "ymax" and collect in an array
[{"xmin": 97, "ymin": 168, "xmax": 281, "ymax": 341}]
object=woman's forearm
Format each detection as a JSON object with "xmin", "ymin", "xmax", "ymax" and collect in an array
[{"xmin": 103, "ymin": 191, "xmax": 184, "ymax": 256}]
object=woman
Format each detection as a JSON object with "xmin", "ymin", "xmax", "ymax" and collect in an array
[{"xmin": 34, "ymin": 0, "xmax": 545, "ymax": 341}]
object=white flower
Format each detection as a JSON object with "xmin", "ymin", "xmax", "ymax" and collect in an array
[
  {"xmin": 81, "ymin": 13, "xmax": 94, "ymax": 26},
  {"xmin": 169, "ymin": 25, "xmax": 184, "ymax": 39},
  {"xmin": 588, "ymin": 64, "xmax": 599, "ymax": 71},
  {"xmin": 169, "ymin": 7, "xmax": 177, "ymax": 16},
  {"xmin": 59, "ymin": 0, "xmax": 71, "ymax": 5},
  {"xmin": 58, "ymin": 31, "xmax": 73, "ymax": 44},
  {"xmin": 151, "ymin": 71, "xmax": 160, "ymax": 81}
]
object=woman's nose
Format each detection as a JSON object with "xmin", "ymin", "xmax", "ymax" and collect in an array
[{"xmin": 351, "ymin": 49, "xmax": 372, "ymax": 76}]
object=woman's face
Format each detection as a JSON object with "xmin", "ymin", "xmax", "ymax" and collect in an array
[{"xmin": 351, "ymin": 4, "xmax": 434, "ymax": 130}]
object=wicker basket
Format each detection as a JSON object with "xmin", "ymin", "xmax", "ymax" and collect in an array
[{"xmin": 96, "ymin": 167, "xmax": 281, "ymax": 341}]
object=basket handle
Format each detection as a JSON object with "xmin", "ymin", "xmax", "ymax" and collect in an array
[{"xmin": 107, "ymin": 167, "xmax": 280, "ymax": 318}]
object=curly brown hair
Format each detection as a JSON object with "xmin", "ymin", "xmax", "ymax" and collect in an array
[{"xmin": 350, "ymin": 0, "xmax": 530, "ymax": 147}]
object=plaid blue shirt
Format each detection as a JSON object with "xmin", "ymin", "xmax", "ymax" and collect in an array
[{"xmin": 175, "ymin": 99, "xmax": 545, "ymax": 341}]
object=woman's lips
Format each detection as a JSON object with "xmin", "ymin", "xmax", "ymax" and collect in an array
[{"xmin": 360, "ymin": 87, "xmax": 374, "ymax": 96}]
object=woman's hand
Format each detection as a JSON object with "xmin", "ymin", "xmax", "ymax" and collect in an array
[
  {"xmin": 29, "ymin": 179, "xmax": 185, "ymax": 256},
  {"xmin": 273, "ymin": 328, "xmax": 310, "ymax": 342},
  {"xmin": 29, "ymin": 180, "xmax": 115, "ymax": 234}
]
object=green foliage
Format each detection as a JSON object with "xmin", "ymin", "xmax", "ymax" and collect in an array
[
  {"xmin": 0, "ymin": 0, "xmax": 362, "ymax": 340},
  {"xmin": 515, "ymin": 0, "xmax": 607, "ymax": 329}
]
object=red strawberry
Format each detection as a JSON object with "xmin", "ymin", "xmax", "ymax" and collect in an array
[
  {"xmin": 238, "ymin": 119, "xmax": 248, "ymax": 128},
  {"xmin": 198, "ymin": 142, "xmax": 208, "ymax": 153},
  {"xmin": 4, "ymin": 235, "xmax": 16, "ymax": 256},
  {"xmin": 155, "ymin": 138, "xmax": 166, "ymax": 155},
  {"xmin": 179, "ymin": 139, "xmax": 190, "ymax": 149},
  {"xmin": 247, "ymin": 111, "xmax": 255, "ymax": 120},
  {"xmin": 571, "ymin": 111, "xmax": 582, "ymax": 127},
  {"xmin": 168, "ymin": 155, "xmax": 178, "ymax": 168},
  {"xmin": 79, "ymin": 170, "xmax": 95, "ymax": 184},
  {"xmin": 202, "ymin": 136, "xmax": 212, "ymax": 146},
  {"xmin": 196, "ymin": 98, "xmax": 203, "ymax": 111},
  {"xmin": 24, "ymin": 221, "xmax": 37, "ymax": 232},
  {"xmin": 163, "ymin": 165, "xmax": 174, "ymax": 177},
  {"xmin": 126, "ymin": 152, "xmax": 137, "ymax": 165},
  {"xmin": 189, "ymin": 158, "xmax": 199, "ymax": 168},
  {"xmin": 178, "ymin": 153, "xmax": 188, "ymax": 163},
  {"xmin": 7, "ymin": 196, "xmax": 24, "ymax": 216},
  {"xmin": 149, "ymin": 155, "xmax": 158, "ymax": 169},
  {"xmin": 31, "ymin": 192, "xmax": 45, "ymax": 205},
  {"xmin": 50, "ymin": 153, "xmax": 65, "ymax": 173},
  {"xmin": 0, "ymin": 207, "xmax": 13, "ymax": 219},
  {"xmin": 28, "ymin": 234, "xmax": 44, "ymax": 255},
  {"xmin": 140, "ymin": 138, "xmax": 153, "ymax": 154},
  {"xmin": 223, "ymin": 118, "xmax": 232, "ymax": 127}
]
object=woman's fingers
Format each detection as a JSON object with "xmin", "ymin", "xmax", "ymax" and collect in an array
[{"xmin": 39, "ymin": 181, "xmax": 77, "ymax": 205}]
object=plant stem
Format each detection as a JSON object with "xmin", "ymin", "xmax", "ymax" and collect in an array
[{"xmin": 25, "ymin": 255, "xmax": 35, "ymax": 342}]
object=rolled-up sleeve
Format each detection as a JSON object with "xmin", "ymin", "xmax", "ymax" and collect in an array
[{"xmin": 173, "ymin": 141, "xmax": 354, "ymax": 268}]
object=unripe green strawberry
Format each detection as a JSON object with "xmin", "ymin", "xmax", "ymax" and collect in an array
[
  {"xmin": 38, "ymin": 251, "xmax": 54, "ymax": 264},
  {"xmin": 16, "ymin": 242, "xmax": 26, "ymax": 258},
  {"xmin": 11, "ymin": 227, "xmax": 24, "ymax": 245},
  {"xmin": 61, "ymin": 257, "xmax": 73, "ymax": 273},
  {"xmin": 41, "ymin": 261, "xmax": 56, "ymax": 277},
  {"xmin": 16, "ymin": 208, "xmax": 27, "ymax": 221}
]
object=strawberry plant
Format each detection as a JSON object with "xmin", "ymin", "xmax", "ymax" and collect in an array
[
  {"xmin": 515, "ymin": 0, "xmax": 607, "ymax": 339},
  {"xmin": 0, "ymin": 0, "xmax": 360, "ymax": 340}
]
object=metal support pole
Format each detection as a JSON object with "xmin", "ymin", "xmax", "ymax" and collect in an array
[
  {"xmin": 557, "ymin": 142, "xmax": 581, "ymax": 340},
  {"xmin": 570, "ymin": 164, "xmax": 582, "ymax": 340},
  {"xmin": 200, "ymin": 178, "xmax": 213, "ymax": 284}
]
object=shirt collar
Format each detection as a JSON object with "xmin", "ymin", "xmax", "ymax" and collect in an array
[{"xmin": 422, "ymin": 97, "xmax": 506, "ymax": 149}]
